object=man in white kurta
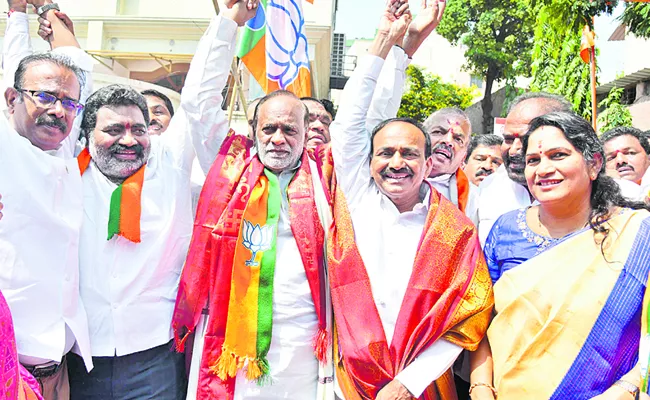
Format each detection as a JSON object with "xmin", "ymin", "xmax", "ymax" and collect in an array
[
  {"xmin": 64, "ymin": 5, "xmax": 252, "ymax": 398},
  {"xmin": 0, "ymin": 4, "xmax": 94, "ymax": 398},
  {"xmin": 328, "ymin": 32, "xmax": 464, "ymax": 400}
]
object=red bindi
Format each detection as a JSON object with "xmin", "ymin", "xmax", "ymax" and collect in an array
[{"xmin": 125, "ymin": 122, "xmax": 131, "ymax": 131}]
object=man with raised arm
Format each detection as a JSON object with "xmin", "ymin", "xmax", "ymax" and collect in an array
[
  {"xmin": 326, "ymin": 2, "xmax": 493, "ymax": 399},
  {"xmin": 61, "ymin": 2, "xmax": 260, "ymax": 398},
  {"xmin": 0, "ymin": 1, "xmax": 93, "ymax": 397}
]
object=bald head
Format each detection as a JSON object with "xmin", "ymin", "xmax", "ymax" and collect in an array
[{"xmin": 502, "ymin": 93, "xmax": 573, "ymax": 185}]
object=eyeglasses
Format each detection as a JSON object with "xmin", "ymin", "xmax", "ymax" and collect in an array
[{"xmin": 15, "ymin": 88, "xmax": 85, "ymax": 116}]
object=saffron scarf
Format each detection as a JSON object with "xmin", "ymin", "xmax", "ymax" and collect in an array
[
  {"xmin": 455, "ymin": 168, "xmax": 470, "ymax": 214},
  {"xmin": 77, "ymin": 148, "xmax": 145, "ymax": 243},
  {"xmin": 488, "ymin": 209, "xmax": 650, "ymax": 399},
  {"xmin": 213, "ymin": 169, "xmax": 281, "ymax": 383},
  {"xmin": 324, "ymin": 165, "xmax": 493, "ymax": 400},
  {"xmin": 173, "ymin": 132, "xmax": 329, "ymax": 398}
]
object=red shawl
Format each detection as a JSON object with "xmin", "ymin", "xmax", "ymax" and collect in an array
[{"xmin": 172, "ymin": 132, "xmax": 328, "ymax": 399}]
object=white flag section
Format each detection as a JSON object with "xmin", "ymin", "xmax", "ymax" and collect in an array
[{"xmin": 266, "ymin": 0, "xmax": 312, "ymax": 95}]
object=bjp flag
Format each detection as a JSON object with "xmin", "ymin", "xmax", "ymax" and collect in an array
[
  {"xmin": 580, "ymin": 25, "xmax": 595, "ymax": 64},
  {"xmin": 237, "ymin": 0, "xmax": 313, "ymax": 97}
]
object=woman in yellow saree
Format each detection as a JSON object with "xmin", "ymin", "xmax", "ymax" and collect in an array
[{"xmin": 471, "ymin": 111, "xmax": 650, "ymax": 400}]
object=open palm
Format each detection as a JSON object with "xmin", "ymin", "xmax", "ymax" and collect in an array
[{"xmin": 409, "ymin": 0, "xmax": 446, "ymax": 37}]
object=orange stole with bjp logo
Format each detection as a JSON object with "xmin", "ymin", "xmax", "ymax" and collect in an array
[
  {"xmin": 321, "ymin": 152, "xmax": 493, "ymax": 399},
  {"xmin": 172, "ymin": 132, "xmax": 328, "ymax": 399}
]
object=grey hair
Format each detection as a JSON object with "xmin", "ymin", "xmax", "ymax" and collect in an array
[
  {"xmin": 507, "ymin": 91, "xmax": 573, "ymax": 115},
  {"xmin": 80, "ymin": 84, "xmax": 149, "ymax": 142},
  {"xmin": 14, "ymin": 52, "xmax": 85, "ymax": 97}
]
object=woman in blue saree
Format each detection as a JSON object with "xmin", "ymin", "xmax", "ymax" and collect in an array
[{"xmin": 470, "ymin": 111, "xmax": 650, "ymax": 400}]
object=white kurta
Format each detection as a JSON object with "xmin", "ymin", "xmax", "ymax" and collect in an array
[
  {"xmin": 0, "ymin": 115, "xmax": 93, "ymax": 371},
  {"xmin": 330, "ymin": 54, "xmax": 464, "ymax": 398}
]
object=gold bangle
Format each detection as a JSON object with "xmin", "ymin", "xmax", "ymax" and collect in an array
[{"xmin": 469, "ymin": 382, "xmax": 497, "ymax": 398}]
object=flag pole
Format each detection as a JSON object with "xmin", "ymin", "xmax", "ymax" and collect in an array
[{"xmin": 590, "ymin": 16, "xmax": 598, "ymax": 130}]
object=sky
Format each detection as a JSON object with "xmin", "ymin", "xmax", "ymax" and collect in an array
[{"xmin": 335, "ymin": 0, "xmax": 421, "ymax": 39}]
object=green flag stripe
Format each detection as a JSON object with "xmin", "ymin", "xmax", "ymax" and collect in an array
[
  {"xmin": 256, "ymin": 170, "xmax": 281, "ymax": 361},
  {"xmin": 237, "ymin": 28, "xmax": 266, "ymax": 58},
  {"xmin": 236, "ymin": 0, "xmax": 267, "ymax": 58},
  {"xmin": 107, "ymin": 185, "xmax": 123, "ymax": 240}
]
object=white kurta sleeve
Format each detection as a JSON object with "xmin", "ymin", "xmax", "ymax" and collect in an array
[
  {"xmin": 365, "ymin": 46, "xmax": 409, "ymax": 134},
  {"xmin": 330, "ymin": 55, "xmax": 384, "ymax": 205},
  {"xmin": 50, "ymin": 46, "xmax": 94, "ymax": 158},
  {"xmin": 395, "ymin": 339, "xmax": 463, "ymax": 398},
  {"xmin": 2, "ymin": 12, "xmax": 32, "ymax": 93},
  {"xmin": 161, "ymin": 15, "xmax": 238, "ymax": 175}
]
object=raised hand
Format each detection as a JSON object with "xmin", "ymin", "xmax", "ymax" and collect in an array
[
  {"xmin": 403, "ymin": 0, "xmax": 447, "ymax": 57},
  {"xmin": 7, "ymin": 0, "xmax": 27, "ymax": 13},
  {"xmin": 378, "ymin": 0, "xmax": 411, "ymax": 45},
  {"xmin": 221, "ymin": 0, "xmax": 259, "ymax": 26},
  {"xmin": 37, "ymin": 10, "xmax": 74, "ymax": 42}
]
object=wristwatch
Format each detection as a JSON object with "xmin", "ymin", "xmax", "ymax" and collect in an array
[
  {"xmin": 613, "ymin": 379, "xmax": 639, "ymax": 398},
  {"xmin": 36, "ymin": 3, "xmax": 60, "ymax": 16}
]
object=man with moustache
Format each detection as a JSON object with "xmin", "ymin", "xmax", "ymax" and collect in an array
[
  {"xmin": 422, "ymin": 108, "xmax": 479, "ymax": 222},
  {"xmin": 3, "ymin": 0, "xmax": 94, "ymax": 159},
  {"xmin": 601, "ymin": 126, "xmax": 650, "ymax": 186},
  {"xmin": 463, "ymin": 134, "xmax": 503, "ymax": 186},
  {"xmin": 325, "ymin": 2, "xmax": 493, "ymax": 399},
  {"xmin": 141, "ymin": 89, "xmax": 175, "ymax": 135},
  {"xmin": 0, "ymin": 3, "xmax": 94, "ymax": 397},
  {"xmin": 63, "ymin": 2, "xmax": 259, "ymax": 398},
  {"xmin": 476, "ymin": 92, "xmax": 573, "ymax": 244},
  {"xmin": 301, "ymin": 97, "xmax": 335, "ymax": 151}
]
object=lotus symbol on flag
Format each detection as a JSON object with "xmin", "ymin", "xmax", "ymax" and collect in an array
[
  {"xmin": 266, "ymin": 0, "xmax": 310, "ymax": 89},
  {"xmin": 242, "ymin": 220, "xmax": 274, "ymax": 267}
]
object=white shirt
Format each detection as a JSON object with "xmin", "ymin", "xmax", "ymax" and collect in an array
[
  {"xmin": 0, "ymin": 115, "xmax": 93, "ymax": 371},
  {"xmin": 3, "ymin": 11, "xmax": 95, "ymax": 159},
  {"xmin": 477, "ymin": 165, "xmax": 532, "ymax": 245},
  {"xmin": 330, "ymin": 54, "xmax": 463, "ymax": 398},
  {"xmin": 78, "ymin": 15, "xmax": 237, "ymax": 357}
]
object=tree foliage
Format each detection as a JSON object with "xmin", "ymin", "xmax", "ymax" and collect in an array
[
  {"xmin": 528, "ymin": 1, "xmax": 618, "ymax": 120},
  {"xmin": 397, "ymin": 65, "xmax": 477, "ymax": 122},
  {"xmin": 597, "ymin": 87, "xmax": 633, "ymax": 133},
  {"xmin": 436, "ymin": 0, "xmax": 535, "ymax": 134},
  {"xmin": 530, "ymin": 9, "xmax": 592, "ymax": 119},
  {"xmin": 621, "ymin": 2, "xmax": 650, "ymax": 39}
]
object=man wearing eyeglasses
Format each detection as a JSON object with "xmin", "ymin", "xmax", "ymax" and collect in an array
[{"xmin": 0, "ymin": 8, "xmax": 94, "ymax": 399}]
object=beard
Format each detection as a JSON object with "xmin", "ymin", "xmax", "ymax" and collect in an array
[
  {"xmin": 256, "ymin": 139, "xmax": 302, "ymax": 172},
  {"xmin": 504, "ymin": 151, "xmax": 526, "ymax": 185},
  {"xmin": 89, "ymin": 138, "xmax": 150, "ymax": 183}
]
